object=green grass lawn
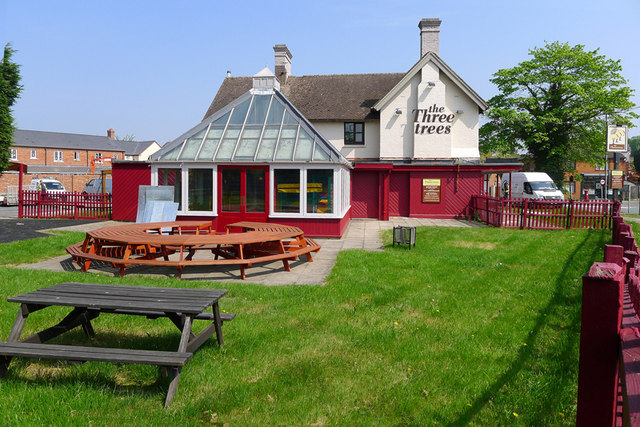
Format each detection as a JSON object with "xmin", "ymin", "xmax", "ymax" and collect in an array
[{"xmin": 0, "ymin": 226, "xmax": 608, "ymax": 425}]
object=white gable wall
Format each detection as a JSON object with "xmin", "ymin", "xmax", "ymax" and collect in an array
[{"xmin": 378, "ymin": 59, "xmax": 480, "ymax": 160}]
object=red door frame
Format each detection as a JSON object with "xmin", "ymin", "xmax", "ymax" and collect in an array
[{"xmin": 217, "ymin": 165, "xmax": 269, "ymax": 231}]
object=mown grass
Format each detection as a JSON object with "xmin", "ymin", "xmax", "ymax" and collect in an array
[{"xmin": 0, "ymin": 226, "xmax": 608, "ymax": 425}]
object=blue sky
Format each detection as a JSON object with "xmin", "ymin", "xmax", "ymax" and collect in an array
[{"xmin": 1, "ymin": 0, "xmax": 639, "ymax": 143}]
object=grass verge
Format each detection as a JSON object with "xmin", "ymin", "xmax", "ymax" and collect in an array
[{"xmin": 0, "ymin": 226, "xmax": 607, "ymax": 425}]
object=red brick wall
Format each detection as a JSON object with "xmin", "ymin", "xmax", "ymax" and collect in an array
[
  {"xmin": 0, "ymin": 171, "xmax": 102, "ymax": 193},
  {"xmin": 10, "ymin": 146, "xmax": 124, "ymax": 167}
]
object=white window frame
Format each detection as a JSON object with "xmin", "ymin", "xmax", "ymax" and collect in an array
[
  {"xmin": 113, "ymin": 153, "xmax": 118, "ymax": 160},
  {"xmin": 151, "ymin": 164, "xmax": 218, "ymax": 216},
  {"xmin": 54, "ymin": 151, "xmax": 63, "ymax": 162},
  {"xmin": 30, "ymin": 149, "xmax": 37, "ymax": 159},
  {"xmin": 95, "ymin": 152, "xmax": 102, "ymax": 159},
  {"xmin": 74, "ymin": 151, "xmax": 80, "ymax": 161},
  {"xmin": 9, "ymin": 148, "xmax": 17, "ymax": 160},
  {"xmin": 269, "ymin": 165, "xmax": 345, "ymax": 219}
]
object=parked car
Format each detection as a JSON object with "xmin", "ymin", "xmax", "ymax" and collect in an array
[
  {"xmin": 83, "ymin": 176, "xmax": 112, "ymax": 194},
  {"xmin": 28, "ymin": 178, "xmax": 66, "ymax": 194},
  {"xmin": 501, "ymin": 172, "xmax": 564, "ymax": 200}
]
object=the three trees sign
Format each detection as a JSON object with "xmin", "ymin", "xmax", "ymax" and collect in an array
[{"xmin": 480, "ymin": 41, "xmax": 637, "ymax": 186}]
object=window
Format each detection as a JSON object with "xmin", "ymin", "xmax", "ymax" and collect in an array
[
  {"xmin": 158, "ymin": 168, "xmax": 182, "ymax": 210},
  {"xmin": 95, "ymin": 153, "xmax": 102, "ymax": 159},
  {"xmin": 74, "ymin": 151, "xmax": 80, "ymax": 161},
  {"xmin": 113, "ymin": 153, "xmax": 118, "ymax": 160},
  {"xmin": 188, "ymin": 169, "xmax": 213, "ymax": 211},
  {"xmin": 10, "ymin": 148, "xmax": 17, "ymax": 160},
  {"xmin": 595, "ymin": 161, "xmax": 605, "ymax": 171},
  {"xmin": 274, "ymin": 169, "xmax": 300, "ymax": 213},
  {"xmin": 54, "ymin": 151, "xmax": 63, "ymax": 162},
  {"xmin": 307, "ymin": 169, "xmax": 333, "ymax": 213},
  {"xmin": 344, "ymin": 122, "xmax": 364, "ymax": 145},
  {"xmin": 30, "ymin": 149, "xmax": 37, "ymax": 159}
]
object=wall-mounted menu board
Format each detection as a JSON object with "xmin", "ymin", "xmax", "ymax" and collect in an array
[{"xmin": 422, "ymin": 178, "xmax": 441, "ymax": 203}]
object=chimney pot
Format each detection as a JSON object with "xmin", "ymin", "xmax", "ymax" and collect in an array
[
  {"xmin": 419, "ymin": 18, "xmax": 442, "ymax": 57},
  {"xmin": 107, "ymin": 128, "xmax": 115, "ymax": 139},
  {"xmin": 273, "ymin": 44, "xmax": 293, "ymax": 84}
]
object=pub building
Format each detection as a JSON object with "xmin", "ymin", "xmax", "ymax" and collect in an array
[{"xmin": 113, "ymin": 18, "xmax": 520, "ymax": 237}]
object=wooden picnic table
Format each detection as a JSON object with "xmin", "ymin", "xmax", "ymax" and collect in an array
[
  {"xmin": 67, "ymin": 221, "xmax": 321, "ymax": 279},
  {"xmin": 0, "ymin": 282, "xmax": 234, "ymax": 407}
]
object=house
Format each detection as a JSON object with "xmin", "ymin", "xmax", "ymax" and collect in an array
[
  {"xmin": 2, "ymin": 128, "xmax": 160, "ymax": 193},
  {"xmin": 564, "ymin": 153, "xmax": 632, "ymax": 199},
  {"xmin": 114, "ymin": 18, "xmax": 520, "ymax": 236}
]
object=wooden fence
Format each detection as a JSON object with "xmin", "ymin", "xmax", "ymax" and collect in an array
[
  {"xmin": 472, "ymin": 195, "xmax": 619, "ymax": 230},
  {"xmin": 577, "ymin": 216, "xmax": 640, "ymax": 426},
  {"xmin": 19, "ymin": 190, "xmax": 112, "ymax": 220}
]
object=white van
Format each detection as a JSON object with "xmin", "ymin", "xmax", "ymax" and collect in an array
[
  {"xmin": 83, "ymin": 176, "xmax": 112, "ymax": 194},
  {"xmin": 28, "ymin": 178, "xmax": 66, "ymax": 194},
  {"xmin": 501, "ymin": 172, "xmax": 564, "ymax": 200}
]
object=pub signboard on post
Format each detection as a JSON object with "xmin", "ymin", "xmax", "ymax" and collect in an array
[{"xmin": 607, "ymin": 125, "xmax": 628, "ymax": 152}]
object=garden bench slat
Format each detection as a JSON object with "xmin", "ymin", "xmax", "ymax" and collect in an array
[{"xmin": 0, "ymin": 342, "xmax": 192, "ymax": 366}]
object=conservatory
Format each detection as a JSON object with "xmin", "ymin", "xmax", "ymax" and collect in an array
[{"xmin": 149, "ymin": 68, "xmax": 352, "ymax": 234}]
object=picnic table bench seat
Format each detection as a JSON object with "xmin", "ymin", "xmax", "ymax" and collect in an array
[{"xmin": 0, "ymin": 342, "xmax": 192, "ymax": 367}]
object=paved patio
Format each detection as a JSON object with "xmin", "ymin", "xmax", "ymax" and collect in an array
[{"xmin": 20, "ymin": 218, "xmax": 484, "ymax": 285}]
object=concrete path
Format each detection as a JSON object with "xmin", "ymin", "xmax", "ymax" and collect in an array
[{"xmin": 19, "ymin": 218, "xmax": 484, "ymax": 286}]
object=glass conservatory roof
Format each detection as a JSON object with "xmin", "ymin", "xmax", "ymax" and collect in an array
[{"xmin": 151, "ymin": 89, "xmax": 351, "ymax": 166}]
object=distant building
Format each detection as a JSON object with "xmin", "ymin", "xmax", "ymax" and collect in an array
[
  {"xmin": 2, "ymin": 128, "xmax": 160, "ymax": 193},
  {"xmin": 564, "ymin": 153, "xmax": 632, "ymax": 199}
]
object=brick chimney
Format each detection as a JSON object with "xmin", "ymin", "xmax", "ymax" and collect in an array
[
  {"xmin": 419, "ymin": 18, "xmax": 441, "ymax": 57},
  {"xmin": 273, "ymin": 44, "xmax": 292, "ymax": 84},
  {"xmin": 107, "ymin": 128, "xmax": 115, "ymax": 139}
]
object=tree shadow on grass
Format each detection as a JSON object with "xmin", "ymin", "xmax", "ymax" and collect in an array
[{"xmin": 449, "ymin": 229, "xmax": 606, "ymax": 426}]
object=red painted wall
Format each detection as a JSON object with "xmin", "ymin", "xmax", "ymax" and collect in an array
[
  {"xmin": 112, "ymin": 162, "xmax": 151, "ymax": 221},
  {"xmin": 408, "ymin": 170, "xmax": 482, "ymax": 218},
  {"xmin": 351, "ymin": 171, "xmax": 379, "ymax": 218},
  {"xmin": 389, "ymin": 172, "xmax": 410, "ymax": 217}
]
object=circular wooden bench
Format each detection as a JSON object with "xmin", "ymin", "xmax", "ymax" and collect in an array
[{"xmin": 67, "ymin": 221, "xmax": 321, "ymax": 279}]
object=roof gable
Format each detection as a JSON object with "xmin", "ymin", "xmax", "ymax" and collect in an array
[{"xmin": 373, "ymin": 52, "xmax": 488, "ymax": 112}]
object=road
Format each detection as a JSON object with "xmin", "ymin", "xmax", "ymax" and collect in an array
[{"xmin": 0, "ymin": 205, "xmax": 18, "ymax": 219}]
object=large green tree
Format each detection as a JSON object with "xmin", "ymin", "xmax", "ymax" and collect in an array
[
  {"xmin": 629, "ymin": 135, "xmax": 640, "ymax": 173},
  {"xmin": 480, "ymin": 41, "xmax": 637, "ymax": 185},
  {"xmin": 0, "ymin": 43, "xmax": 22, "ymax": 173}
]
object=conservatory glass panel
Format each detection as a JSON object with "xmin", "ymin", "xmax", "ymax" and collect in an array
[
  {"xmin": 313, "ymin": 144, "xmax": 330, "ymax": 161},
  {"xmin": 216, "ymin": 127, "xmax": 241, "ymax": 160},
  {"xmin": 229, "ymin": 98, "xmax": 251, "ymax": 125},
  {"xmin": 245, "ymin": 95, "xmax": 270, "ymax": 125},
  {"xmin": 188, "ymin": 169, "xmax": 213, "ymax": 211},
  {"xmin": 266, "ymin": 98, "xmax": 285, "ymax": 125},
  {"xmin": 274, "ymin": 169, "xmax": 300, "ymax": 213},
  {"xmin": 221, "ymin": 169, "xmax": 241, "ymax": 212},
  {"xmin": 294, "ymin": 128, "xmax": 314, "ymax": 161},
  {"xmin": 212, "ymin": 111, "xmax": 230, "ymax": 126},
  {"xmin": 307, "ymin": 169, "xmax": 333, "ymax": 214},
  {"xmin": 282, "ymin": 110, "xmax": 298, "ymax": 125},
  {"xmin": 197, "ymin": 127, "xmax": 224, "ymax": 160},
  {"xmin": 179, "ymin": 128, "xmax": 208, "ymax": 160},
  {"xmin": 158, "ymin": 144, "xmax": 182, "ymax": 160},
  {"xmin": 256, "ymin": 127, "xmax": 279, "ymax": 161},
  {"xmin": 275, "ymin": 126, "xmax": 298, "ymax": 160},
  {"xmin": 158, "ymin": 168, "xmax": 182, "ymax": 210},
  {"xmin": 246, "ymin": 168, "xmax": 266, "ymax": 213},
  {"xmin": 235, "ymin": 128, "xmax": 261, "ymax": 159}
]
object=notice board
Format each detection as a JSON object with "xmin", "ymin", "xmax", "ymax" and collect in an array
[
  {"xmin": 611, "ymin": 170, "xmax": 624, "ymax": 189},
  {"xmin": 422, "ymin": 178, "xmax": 441, "ymax": 203}
]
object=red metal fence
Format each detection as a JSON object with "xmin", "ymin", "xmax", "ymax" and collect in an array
[
  {"xmin": 19, "ymin": 190, "xmax": 112, "ymax": 220},
  {"xmin": 472, "ymin": 195, "xmax": 619, "ymax": 230}
]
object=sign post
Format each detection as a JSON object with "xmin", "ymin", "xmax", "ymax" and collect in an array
[{"xmin": 605, "ymin": 124, "xmax": 629, "ymax": 200}]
